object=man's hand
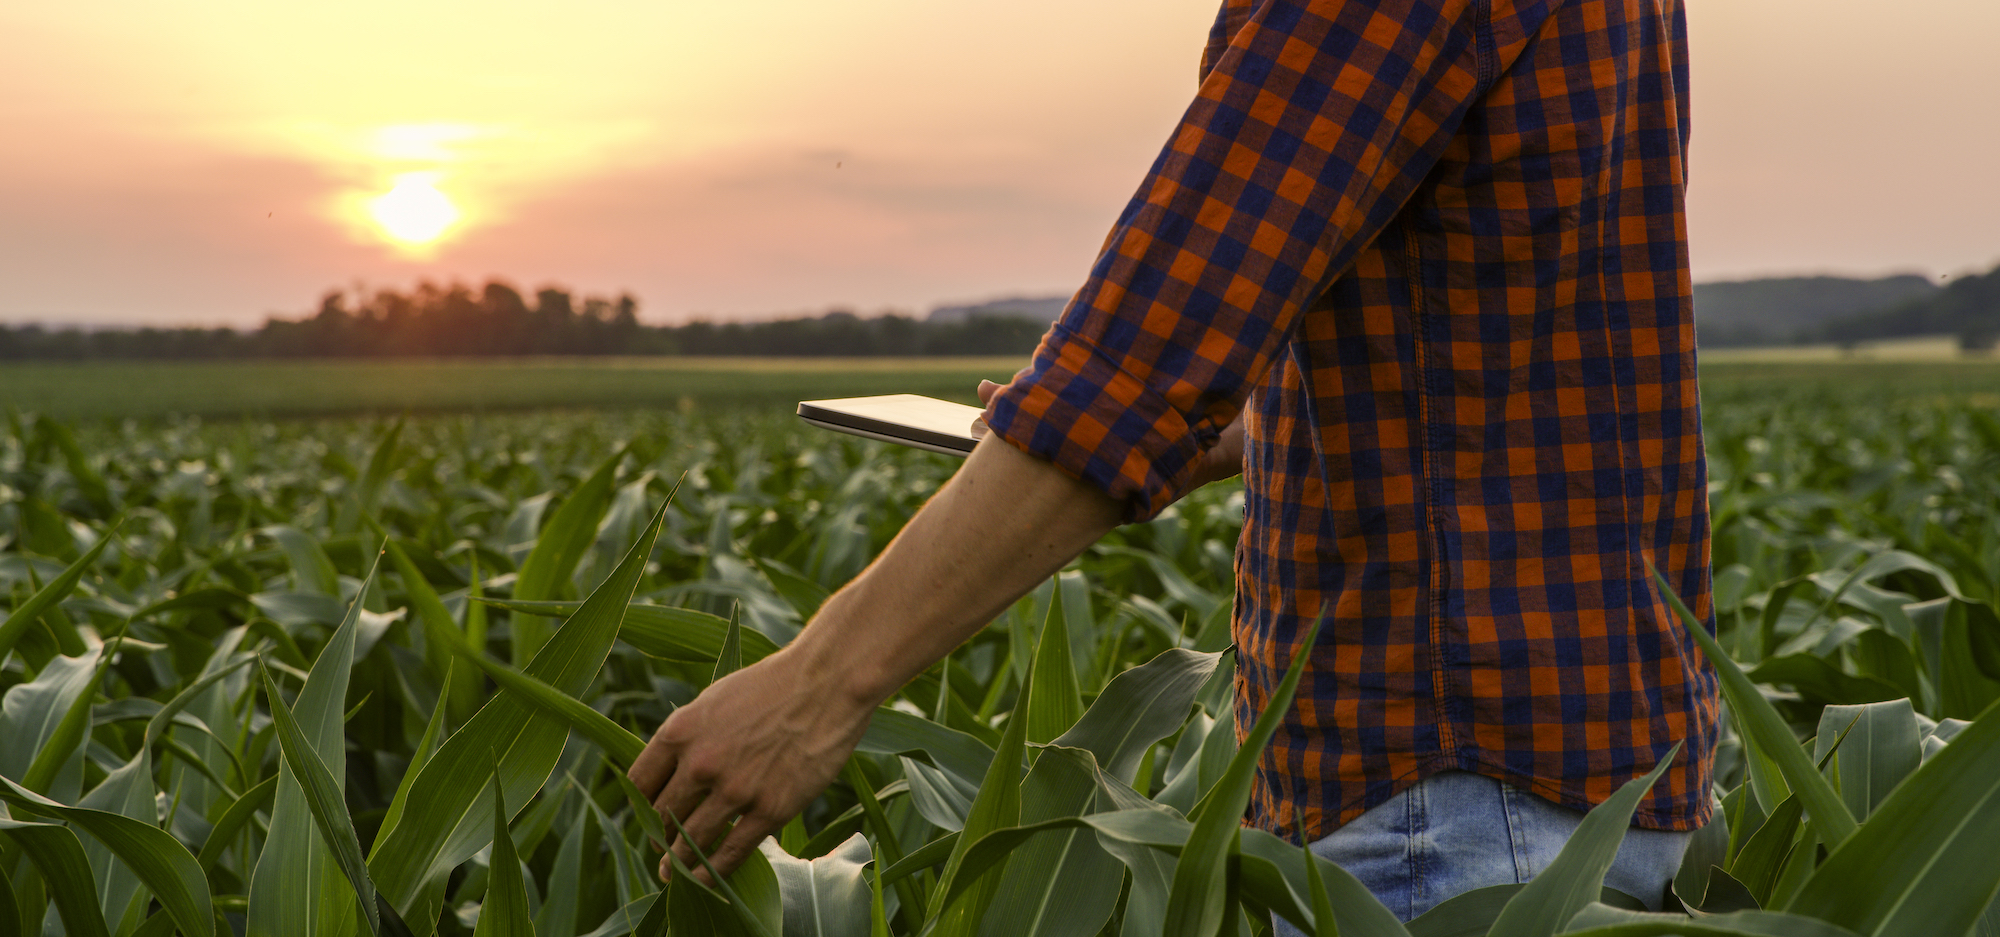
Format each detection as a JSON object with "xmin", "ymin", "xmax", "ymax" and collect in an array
[
  {"xmin": 628, "ymin": 412, "xmax": 1124, "ymax": 885},
  {"xmin": 626, "ymin": 641, "xmax": 873, "ymax": 885}
]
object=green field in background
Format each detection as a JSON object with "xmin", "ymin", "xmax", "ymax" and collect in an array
[
  {"xmin": 4, "ymin": 355, "xmax": 2000, "ymax": 420},
  {"xmin": 0, "ymin": 357, "xmax": 1024, "ymax": 420}
]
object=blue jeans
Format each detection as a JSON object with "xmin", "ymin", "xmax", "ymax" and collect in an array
[{"xmin": 1273, "ymin": 771, "xmax": 1692, "ymax": 931}]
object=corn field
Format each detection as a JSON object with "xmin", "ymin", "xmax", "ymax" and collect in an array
[{"xmin": 3, "ymin": 395, "xmax": 2000, "ymax": 937}]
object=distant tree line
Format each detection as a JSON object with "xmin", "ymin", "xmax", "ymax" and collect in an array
[
  {"xmin": 1694, "ymin": 262, "xmax": 2000, "ymax": 351},
  {"xmin": 1693, "ymin": 275, "xmax": 1941, "ymax": 347},
  {"xmin": 0, "ymin": 280, "xmax": 1051, "ymax": 360},
  {"xmin": 1819, "ymin": 265, "xmax": 2000, "ymax": 351}
]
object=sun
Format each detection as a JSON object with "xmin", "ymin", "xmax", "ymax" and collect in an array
[{"xmin": 367, "ymin": 172, "xmax": 461, "ymax": 247}]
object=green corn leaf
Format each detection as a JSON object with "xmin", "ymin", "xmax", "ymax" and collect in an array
[
  {"xmin": 1486, "ymin": 742, "xmax": 1682, "ymax": 937},
  {"xmin": 248, "ymin": 549, "xmax": 376, "ymax": 937},
  {"xmin": 3, "ymin": 645, "xmax": 104, "ymax": 791},
  {"xmin": 511, "ymin": 448, "xmax": 623, "ymax": 665},
  {"xmin": 379, "ymin": 657, "xmax": 454, "ymax": 840},
  {"xmin": 712, "ymin": 603, "xmax": 744, "ymax": 684},
  {"xmin": 1734, "ymin": 751, "xmax": 1834, "ymax": 907},
  {"xmin": 443, "ymin": 624, "xmax": 646, "ymax": 765},
  {"xmin": 1812, "ymin": 699, "xmax": 1920, "ymax": 823},
  {"xmin": 944, "ymin": 804, "xmax": 1400, "ymax": 937},
  {"xmin": 23, "ymin": 708, "xmax": 150, "ymax": 922},
  {"xmin": 840, "ymin": 760, "xmax": 926, "ymax": 933},
  {"xmin": 878, "ymin": 832, "xmax": 958, "ymax": 886},
  {"xmin": 352, "ymin": 417, "xmax": 405, "ymax": 525},
  {"xmin": 941, "ymin": 804, "xmax": 1402, "ymax": 936},
  {"xmin": 933, "ymin": 807, "xmax": 1193, "ymax": 914},
  {"xmin": 574, "ymin": 894, "xmax": 662, "ymax": 937},
  {"xmin": 0, "ymin": 519, "xmax": 120, "ymax": 668},
  {"xmin": 1964, "ymin": 600, "xmax": 2000, "ymax": 684},
  {"xmin": 0, "ymin": 775, "xmax": 214, "ymax": 937},
  {"xmin": 1165, "ymin": 611, "xmax": 1325, "ymax": 937},
  {"xmin": 197, "ymin": 774, "xmax": 280, "ymax": 872},
  {"xmin": 258, "ymin": 663, "xmax": 382, "ymax": 935},
  {"xmin": 1235, "ymin": 828, "xmax": 1407, "ymax": 937},
  {"xmin": 1651, "ymin": 560, "xmax": 1859, "ymax": 847},
  {"xmin": 574, "ymin": 773, "xmax": 647, "ymax": 906},
  {"xmin": 634, "ymin": 890, "xmax": 671, "ymax": 937},
  {"xmin": 1098, "ymin": 823, "xmax": 1177, "ymax": 937},
  {"xmin": 1695, "ymin": 866, "xmax": 1763, "ymax": 916},
  {"xmin": 0, "ymin": 855, "xmax": 19, "ymax": 937},
  {"xmin": 1023, "ymin": 579, "xmax": 1083, "ymax": 745},
  {"xmin": 608, "ymin": 768, "xmax": 669, "ymax": 864},
  {"xmin": 1744, "ymin": 654, "xmax": 1905, "ymax": 706},
  {"xmin": 1851, "ymin": 629, "xmax": 1926, "ymax": 707},
  {"xmin": 261, "ymin": 525, "xmax": 340, "ymax": 596},
  {"xmin": 856, "ymin": 707, "xmax": 994, "ymax": 787},
  {"xmin": 902, "ymin": 755, "xmax": 979, "ymax": 831},
  {"xmin": 1052, "ymin": 647, "xmax": 1225, "ymax": 786},
  {"xmin": 473, "ymin": 761, "xmax": 534, "ymax": 937},
  {"xmin": 928, "ymin": 656, "xmax": 1033, "ymax": 935},
  {"xmin": 1671, "ymin": 796, "xmax": 1731, "ymax": 911},
  {"xmin": 532, "ymin": 792, "xmax": 587, "ymax": 937},
  {"xmin": 654, "ymin": 795, "xmax": 781, "ymax": 937},
  {"xmin": 0, "ymin": 818, "xmax": 111, "ymax": 937},
  {"xmin": 478, "ymin": 598, "xmax": 783, "ymax": 666},
  {"xmin": 750, "ymin": 556, "xmax": 830, "ymax": 621},
  {"xmin": 459, "ymin": 555, "xmax": 491, "ymax": 720},
  {"xmin": 1404, "ymin": 884, "xmax": 1524, "ymax": 937},
  {"xmin": 977, "ymin": 746, "xmax": 1122, "ymax": 937},
  {"xmin": 1785, "ymin": 698, "xmax": 2000, "ymax": 935},
  {"xmin": 1299, "ymin": 820, "xmax": 1337, "ymax": 937},
  {"xmin": 761, "ymin": 833, "xmax": 874, "ymax": 937},
  {"xmin": 1932, "ymin": 599, "xmax": 2000, "ymax": 719},
  {"xmin": 1731, "ymin": 793, "xmax": 1798, "ymax": 904},
  {"xmin": 1560, "ymin": 903, "xmax": 1865, "ymax": 936},
  {"xmin": 35, "ymin": 415, "xmax": 112, "ymax": 517},
  {"xmin": 145, "ymin": 655, "xmax": 253, "ymax": 751},
  {"xmin": 380, "ymin": 533, "xmax": 467, "ymax": 700},
  {"xmin": 871, "ymin": 839, "xmax": 891, "ymax": 937},
  {"xmin": 369, "ymin": 494, "xmax": 669, "ymax": 933},
  {"xmin": 1156, "ymin": 706, "xmax": 1232, "ymax": 816}
]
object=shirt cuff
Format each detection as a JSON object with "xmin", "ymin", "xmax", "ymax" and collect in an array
[{"xmin": 982, "ymin": 322, "xmax": 1215, "ymax": 522}]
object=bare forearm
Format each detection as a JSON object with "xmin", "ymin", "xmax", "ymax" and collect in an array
[{"xmin": 784, "ymin": 434, "xmax": 1125, "ymax": 707}]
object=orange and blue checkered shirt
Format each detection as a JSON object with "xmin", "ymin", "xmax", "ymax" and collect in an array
[{"xmin": 986, "ymin": 0, "xmax": 1719, "ymax": 838}]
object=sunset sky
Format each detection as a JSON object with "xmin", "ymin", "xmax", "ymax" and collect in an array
[{"xmin": 3, "ymin": 0, "xmax": 1996, "ymax": 327}]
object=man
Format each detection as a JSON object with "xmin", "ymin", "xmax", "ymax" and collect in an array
[{"xmin": 629, "ymin": 0, "xmax": 1718, "ymax": 922}]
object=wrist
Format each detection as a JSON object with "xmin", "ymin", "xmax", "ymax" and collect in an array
[{"xmin": 786, "ymin": 588, "xmax": 900, "ymax": 713}]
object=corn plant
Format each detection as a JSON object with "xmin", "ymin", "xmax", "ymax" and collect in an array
[{"xmin": 3, "ymin": 402, "xmax": 2000, "ymax": 936}]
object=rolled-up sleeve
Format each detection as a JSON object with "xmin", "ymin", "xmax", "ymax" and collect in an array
[{"xmin": 984, "ymin": 0, "xmax": 1488, "ymax": 520}]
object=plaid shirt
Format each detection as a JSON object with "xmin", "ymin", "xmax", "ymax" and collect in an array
[{"xmin": 985, "ymin": 0, "xmax": 1719, "ymax": 839}]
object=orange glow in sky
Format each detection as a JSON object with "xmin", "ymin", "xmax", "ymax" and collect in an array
[{"xmin": 2, "ymin": 0, "xmax": 1997, "ymax": 326}]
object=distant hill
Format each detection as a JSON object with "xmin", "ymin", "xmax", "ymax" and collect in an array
[
  {"xmin": 928, "ymin": 296, "xmax": 1068, "ymax": 325},
  {"xmin": 1693, "ymin": 275, "xmax": 1940, "ymax": 347},
  {"xmin": 1821, "ymin": 264, "xmax": 2000, "ymax": 349},
  {"xmin": 933, "ymin": 281, "xmax": 1977, "ymax": 349}
]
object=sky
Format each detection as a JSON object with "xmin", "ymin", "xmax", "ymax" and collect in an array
[{"xmin": 2, "ymin": 0, "xmax": 1996, "ymax": 328}]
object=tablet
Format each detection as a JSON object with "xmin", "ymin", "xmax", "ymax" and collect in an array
[{"xmin": 797, "ymin": 394, "xmax": 988, "ymax": 457}]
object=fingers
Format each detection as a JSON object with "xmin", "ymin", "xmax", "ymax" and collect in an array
[
  {"xmin": 977, "ymin": 379, "xmax": 1001, "ymax": 404},
  {"xmin": 696, "ymin": 815, "xmax": 779, "ymax": 886},
  {"xmin": 656, "ymin": 802, "xmax": 783, "ymax": 886},
  {"xmin": 666, "ymin": 791, "xmax": 739, "ymax": 877},
  {"xmin": 626, "ymin": 719, "xmax": 680, "ymax": 801}
]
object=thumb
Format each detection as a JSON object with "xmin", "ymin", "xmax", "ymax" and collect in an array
[{"xmin": 977, "ymin": 379, "xmax": 1002, "ymax": 404}]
